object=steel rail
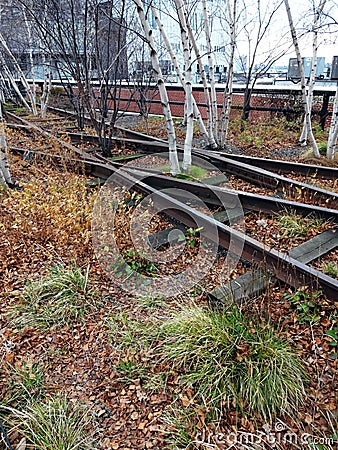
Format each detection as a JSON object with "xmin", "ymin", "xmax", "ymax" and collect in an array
[
  {"xmin": 129, "ymin": 171, "xmax": 338, "ymax": 222},
  {"xmin": 43, "ymin": 105, "xmax": 338, "ymax": 180},
  {"xmin": 5, "ymin": 111, "xmax": 103, "ymax": 164},
  {"xmin": 9, "ymin": 141, "xmax": 338, "ymax": 299},
  {"xmin": 112, "ymin": 124, "xmax": 338, "ymax": 180},
  {"xmin": 192, "ymin": 149, "xmax": 337, "ymax": 205},
  {"xmin": 197, "ymin": 151, "xmax": 338, "ymax": 179},
  {"xmin": 111, "ymin": 168, "xmax": 338, "ymax": 301}
]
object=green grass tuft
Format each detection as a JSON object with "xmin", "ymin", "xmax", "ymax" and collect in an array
[
  {"xmin": 1, "ymin": 395, "xmax": 96, "ymax": 450},
  {"xmin": 156, "ymin": 304, "xmax": 306, "ymax": 420},
  {"xmin": 9, "ymin": 265, "xmax": 100, "ymax": 330},
  {"xmin": 277, "ymin": 212, "xmax": 324, "ymax": 238},
  {"xmin": 322, "ymin": 261, "xmax": 338, "ymax": 279},
  {"xmin": 2, "ymin": 363, "xmax": 45, "ymax": 411}
]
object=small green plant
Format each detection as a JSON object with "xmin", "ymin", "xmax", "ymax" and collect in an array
[
  {"xmin": 317, "ymin": 141, "xmax": 328, "ymax": 156},
  {"xmin": 163, "ymin": 406, "xmax": 199, "ymax": 450},
  {"xmin": 116, "ymin": 249, "xmax": 158, "ymax": 277},
  {"xmin": 284, "ymin": 290, "xmax": 322, "ymax": 324},
  {"xmin": 156, "ymin": 303, "xmax": 306, "ymax": 420},
  {"xmin": 108, "ymin": 312, "xmax": 151, "ymax": 350},
  {"xmin": 322, "ymin": 262, "xmax": 338, "ymax": 279},
  {"xmin": 278, "ymin": 212, "xmax": 324, "ymax": 238},
  {"xmin": 143, "ymin": 371, "xmax": 170, "ymax": 392},
  {"xmin": 114, "ymin": 359, "xmax": 148, "ymax": 382},
  {"xmin": 1, "ymin": 363, "xmax": 45, "ymax": 419},
  {"xmin": 9, "ymin": 265, "xmax": 99, "ymax": 330},
  {"xmin": 0, "ymin": 183, "xmax": 8, "ymax": 195},
  {"xmin": 326, "ymin": 328, "xmax": 338, "ymax": 347},
  {"xmin": 0, "ymin": 395, "xmax": 95, "ymax": 450},
  {"xmin": 136, "ymin": 295, "xmax": 166, "ymax": 309},
  {"xmin": 178, "ymin": 227, "xmax": 203, "ymax": 249}
]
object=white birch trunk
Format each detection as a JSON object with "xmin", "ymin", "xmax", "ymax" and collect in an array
[
  {"xmin": 149, "ymin": 2, "xmax": 209, "ymax": 144},
  {"xmin": 284, "ymin": 0, "xmax": 320, "ymax": 157},
  {"xmin": 220, "ymin": 0, "xmax": 237, "ymax": 147},
  {"xmin": 186, "ymin": 19, "xmax": 218, "ymax": 148},
  {"xmin": 201, "ymin": 0, "xmax": 218, "ymax": 140},
  {"xmin": 40, "ymin": 53, "xmax": 52, "ymax": 118},
  {"xmin": 327, "ymin": 82, "xmax": 338, "ymax": 159},
  {"xmin": 133, "ymin": 0, "xmax": 180, "ymax": 175},
  {"xmin": 0, "ymin": 32, "xmax": 38, "ymax": 117},
  {"xmin": 174, "ymin": 0, "xmax": 193, "ymax": 171},
  {"xmin": 0, "ymin": 53, "xmax": 32, "ymax": 111},
  {"xmin": 0, "ymin": 99, "xmax": 13, "ymax": 187},
  {"xmin": 299, "ymin": 0, "xmax": 326, "ymax": 144},
  {"xmin": 23, "ymin": 8, "xmax": 38, "ymax": 116}
]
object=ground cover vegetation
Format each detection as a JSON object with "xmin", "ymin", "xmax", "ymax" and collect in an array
[{"xmin": 0, "ymin": 108, "xmax": 337, "ymax": 448}]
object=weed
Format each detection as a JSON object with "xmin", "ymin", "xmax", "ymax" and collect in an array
[
  {"xmin": 2, "ymin": 363, "xmax": 45, "ymax": 409},
  {"xmin": 114, "ymin": 359, "xmax": 148, "ymax": 383},
  {"xmin": 163, "ymin": 406, "xmax": 200, "ymax": 450},
  {"xmin": 277, "ymin": 212, "xmax": 324, "ymax": 238},
  {"xmin": 0, "ymin": 395, "xmax": 96, "ymax": 450},
  {"xmin": 9, "ymin": 265, "xmax": 100, "ymax": 330},
  {"xmin": 322, "ymin": 262, "xmax": 338, "ymax": 279},
  {"xmin": 284, "ymin": 290, "xmax": 322, "ymax": 324},
  {"xmin": 0, "ymin": 182, "xmax": 8, "ymax": 195},
  {"xmin": 136, "ymin": 295, "xmax": 167, "ymax": 309},
  {"xmin": 317, "ymin": 141, "xmax": 328, "ymax": 156},
  {"xmin": 156, "ymin": 303, "xmax": 306, "ymax": 421},
  {"xmin": 107, "ymin": 312, "xmax": 151, "ymax": 350},
  {"xmin": 143, "ymin": 371, "xmax": 170, "ymax": 392},
  {"xmin": 178, "ymin": 227, "xmax": 203, "ymax": 249},
  {"xmin": 123, "ymin": 249, "xmax": 158, "ymax": 276},
  {"xmin": 326, "ymin": 328, "xmax": 338, "ymax": 347}
]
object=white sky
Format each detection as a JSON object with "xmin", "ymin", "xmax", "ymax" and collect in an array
[{"xmin": 234, "ymin": 0, "xmax": 338, "ymax": 67}]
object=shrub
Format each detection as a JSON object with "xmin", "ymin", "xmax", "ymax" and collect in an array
[
  {"xmin": 156, "ymin": 304, "xmax": 306, "ymax": 420},
  {"xmin": 9, "ymin": 265, "xmax": 99, "ymax": 329},
  {"xmin": 1, "ymin": 395, "xmax": 95, "ymax": 450}
]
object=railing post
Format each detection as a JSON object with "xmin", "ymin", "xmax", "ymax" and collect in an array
[{"xmin": 320, "ymin": 92, "xmax": 330, "ymax": 130}]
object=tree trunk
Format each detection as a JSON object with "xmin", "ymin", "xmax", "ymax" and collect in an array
[
  {"xmin": 40, "ymin": 52, "xmax": 52, "ymax": 118},
  {"xmin": 220, "ymin": 0, "xmax": 237, "ymax": 147},
  {"xmin": 0, "ymin": 32, "xmax": 38, "ymax": 117},
  {"xmin": 186, "ymin": 17, "xmax": 217, "ymax": 148},
  {"xmin": 284, "ymin": 0, "xmax": 320, "ymax": 157},
  {"xmin": 327, "ymin": 82, "xmax": 338, "ymax": 159},
  {"xmin": 0, "ymin": 101, "xmax": 12, "ymax": 187},
  {"xmin": 0, "ymin": 53, "xmax": 32, "ymax": 111},
  {"xmin": 133, "ymin": 0, "xmax": 180, "ymax": 175},
  {"xmin": 201, "ymin": 0, "xmax": 218, "ymax": 140},
  {"xmin": 174, "ymin": 0, "xmax": 193, "ymax": 171},
  {"xmin": 299, "ymin": 0, "xmax": 326, "ymax": 144},
  {"xmin": 149, "ymin": 1, "xmax": 209, "ymax": 144}
]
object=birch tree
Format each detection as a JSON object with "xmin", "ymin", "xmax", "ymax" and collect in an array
[
  {"xmin": 133, "ymin": 0, "xmax": 180, "ymax": 174},
  {"xmin": 174, "ymin": 0, "xmax": 194, "ymax": 171},
  {"xmin": 149, "ymin": 1, "xmax": 209, "ymax": 144},
  {"xmin": 0, "ymin": 30, "xmax": 38, "ymax": 116},
  {"xmin": 0, "ymin": 93, "xmax": 13, "ymax": 187},
  {"xmin": 201, "ymin": 0, "xmax": 218, "ymax": 140},
  {"xmin": 184, "ymin": 9, "xmax": 218, "ymax": 148},
  {"xmin": 299, "ymin": 0, "xmax": 327, "ymax": 144},
  {"xmin": 220, "ymin": 0, "xmax": 238, "ymax": 146},
  {"xmin": 327, "ymin": 82, "xmax": 338, "ymax": 159},
  {"xmin": 284, "ymin": 0, "xmax": 320, "ymax": 157}
]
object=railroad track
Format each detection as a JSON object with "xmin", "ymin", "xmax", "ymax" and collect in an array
[{"xmin": 5, "ymin": 108, "xmax": 338, "ymax": 300}]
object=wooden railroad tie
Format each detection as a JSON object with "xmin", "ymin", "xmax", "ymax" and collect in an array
[{"xmin": 208, "ymin": 229, "xmax": 337, "ymax": 304}]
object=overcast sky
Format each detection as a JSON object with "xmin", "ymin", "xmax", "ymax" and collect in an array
[{"xmin": 233, "ymin": 0, "xmax": 338, "ymax": 66}]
